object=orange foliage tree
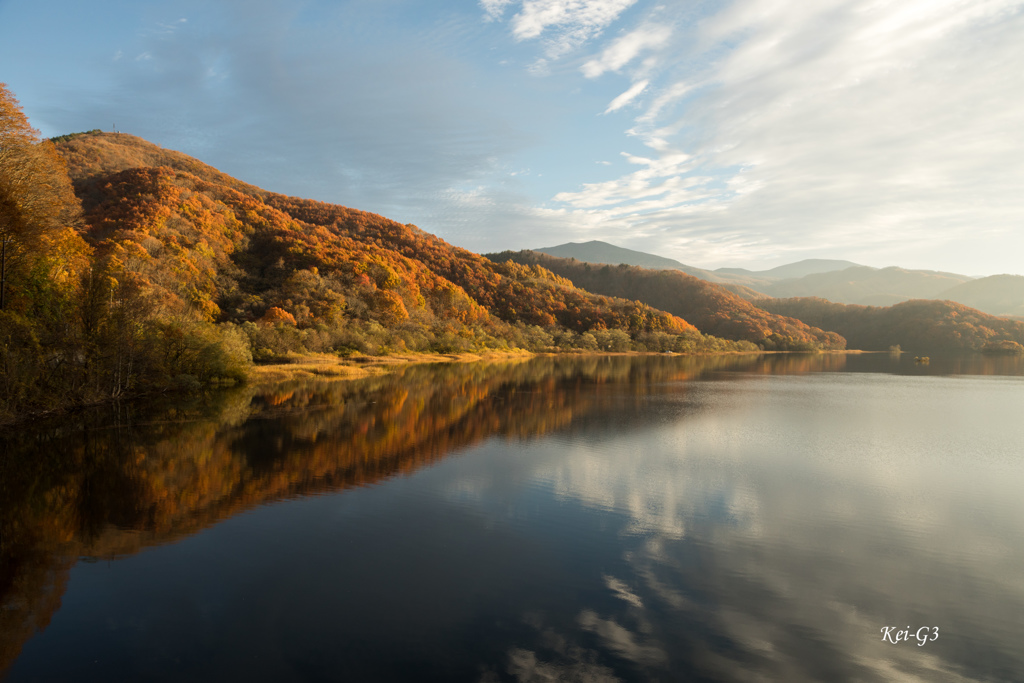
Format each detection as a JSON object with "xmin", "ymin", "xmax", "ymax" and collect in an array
[{"xmin": 0, "ymin": 83, "xmax": 84, "ymax": 310}]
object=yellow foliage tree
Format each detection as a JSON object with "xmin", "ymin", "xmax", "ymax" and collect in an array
[{"xmin": 0, "ymin": 83, "xmax": 82, "ymax": 310}]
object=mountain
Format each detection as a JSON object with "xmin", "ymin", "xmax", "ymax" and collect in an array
[
  {"xmin": 761, "ymin": 266, "xmax": 973, "ymax": 305},
  {"xmin": 718, "ymin": 258, "xmax": 861, "ymax": 280},
  {"xmin": 488, "ymin": 250, "xmax": 846, "ymax": 351},
  {"xmin": 58, "ymin": 133, "xmax": 723, "ymax": 342},
  {"xmin": 756, "ymin": 297, "xmax": 1024, "ymax": 353},
  {"xmin": 533, "ymin": 240, "xmax": 775, "ymax": 291},
  {"xmin": 935, "ymin": 274, "xmax": 1024, "ymax": 318},
  {"xmin": 534, "ymin": 241, "xmax": 868, "ymax": 289},
  {"xmin": 536, "ymin": 240, "xmax": 720, "ymax": 279},
  {"xmin": 533, "ymin": 242, "xmax": 1019, "ymax": 312}
]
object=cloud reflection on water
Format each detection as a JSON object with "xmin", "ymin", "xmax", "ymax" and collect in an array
[{"xmin": 494, "ymin": 371, "xmax": 1024, "ymax": 681}]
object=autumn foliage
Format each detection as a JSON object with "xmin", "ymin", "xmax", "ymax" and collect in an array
[
  {"xmin": 757, "ymin": 297, "xmax": 1024, "ymax": 353},
  {"xmin": 54, "ymin": 132, "xmax": 753, "ymax": 360},
  {"xmin": 489, "ymin": 250, "xmax": 846, "ymax": 351}
]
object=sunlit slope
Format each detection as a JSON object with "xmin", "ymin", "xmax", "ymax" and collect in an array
[
  {"xmin": 54, "ymin": 132, "xmax": 702, "ymax": 347},
  {"xmin": 489, "ymin": 250, "xmax": 846, "ymax": 351}
]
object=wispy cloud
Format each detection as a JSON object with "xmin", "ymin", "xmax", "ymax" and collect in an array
[
  {"xmin": 604, "ymin": 78, "xmax": 647, "ymax": 113},
  {"xmin": 581, "ymin": 23, "xmax": 671, "ymax": 78}
]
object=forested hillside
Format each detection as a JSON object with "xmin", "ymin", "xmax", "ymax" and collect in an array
[
  {"xmin": 60, "ymin": 133, "xmax": 716, "ymax": 349},
  {"xmin": 757, "ymin": 297, "xmax": 1024, "ymax": 353},
  {"xmin": 0, "ymin": 85, "xmax": 758, "ymax": 421},
  {"xmin": 490, "ymin": 250, "xmax": 846, "ymax": 351}
]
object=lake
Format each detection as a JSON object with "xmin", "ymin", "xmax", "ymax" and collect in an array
[{"xmin": 2, "ymin": 353, "xmax": 1023, "ymax": 682}]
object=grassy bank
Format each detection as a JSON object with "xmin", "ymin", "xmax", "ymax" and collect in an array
[{"xmin": 246, "ymin": 350, "xmax": 535, "ymax": 384}]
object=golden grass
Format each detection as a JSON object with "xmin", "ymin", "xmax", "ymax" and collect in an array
[{"xmin": 247, "ymin": 350, "xmax": 533, "ymax": 385}]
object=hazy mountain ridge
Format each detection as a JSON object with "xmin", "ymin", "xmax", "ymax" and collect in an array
[
  {"xmin": 715, "ymin": 258, "xmax": 860, "ymax": 280},
  {"xmin": 935, "ymin": 275, "xmax": 1024, "ymax": 318},
  {"xmin": 535, "ymin": 241, "xmax": 772, "ymax": 289},
  {"xmin": 760, "ymin": 265, "xmax": 973, "ymax": 305},
  {"xmin": 537, "ymin": 240, "xmax": 1023, "ymax": 316}
]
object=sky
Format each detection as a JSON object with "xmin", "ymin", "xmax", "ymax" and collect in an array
[{"xmin": 1, "ymin": 0, "xmax": 1022, "ymax": 275}]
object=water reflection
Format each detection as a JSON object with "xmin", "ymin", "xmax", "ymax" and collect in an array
[
  {"xmin": 0, "ymin": 354, "xmax": 754, "ymax": 672},
  {"xmin": 2, "ymin": 353, "xmax": 1023, "ymax": 681}
]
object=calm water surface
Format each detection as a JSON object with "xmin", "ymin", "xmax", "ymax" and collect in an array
[{"xmin": 2, "ymin": 353, "xmax": 1023, "ymax": 681}]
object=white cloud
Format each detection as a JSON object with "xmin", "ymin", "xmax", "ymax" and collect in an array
[
  {"xmin": 479, "ymin": 0, "xmax": 515, "ymax": 21},
  {"xmin": 581, "ymin": 23, "xmax": 672, "ymax": 78},
  {"xmin": 604, "ymin": 78, "xmax": 648, "ymax": 113},
  {"xmin": 510, "ymin": 0, "xmax": 638, "ymax": 40},
  {"xmin": 554, "ymin": 150, "xmax": 697, "ymax": 209},
  {"xmin": 547, "ymin": 0, "xmax": 1024, "ymax": 272},
  {"xmin": 485, "ymin": 0, "xmax": 638, "ymax": 61}
]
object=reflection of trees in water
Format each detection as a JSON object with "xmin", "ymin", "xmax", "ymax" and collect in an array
[{"xmin": 0, "ymin": 352, "xmax": 837, "ymax": 672}]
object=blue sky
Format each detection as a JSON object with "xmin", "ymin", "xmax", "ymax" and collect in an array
[{"xmin": 2, "ymin": 0, "xmax": 1023, "ymax": 274}]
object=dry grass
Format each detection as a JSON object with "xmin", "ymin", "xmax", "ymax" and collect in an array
[{"xmin": 247, "ymin": 350, "xmax": 532, "ymax": 385}]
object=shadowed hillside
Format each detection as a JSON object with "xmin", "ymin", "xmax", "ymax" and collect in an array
[
  {"xmin": 488, "ymin": 250, "xmax": 846, "ymax": 351},
  {"xmin": 757, "ymin": 297, "xmax": 1024, "ymax": 353}
]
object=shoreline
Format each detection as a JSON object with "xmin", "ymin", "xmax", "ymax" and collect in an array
[
  {"xmin": 0, "ymin": 348, "xmax": 883, "ymax": 428},
  {"xmin": 246, "ymin": 347, "xmax": 879, "ymax": 385}
]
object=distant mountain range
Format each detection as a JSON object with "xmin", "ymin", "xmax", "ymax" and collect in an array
[
  {"xmin": 504, "ymin": 247, "xmax": 1024, "ymax": 353},
  {"xmin": 536, "ymin": 242, "xmax": 858, "ymax": 287},
  {"xmin": 535, "ymin": 241, "xmax": 1023, "ymax": 318},
  {"xmin": 762, "ymin": 266, "xmax": 971, "ymax": 306},
  {"xmin": 714, "ymin": 258, "xmax": 861, "ymax": 281}
]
